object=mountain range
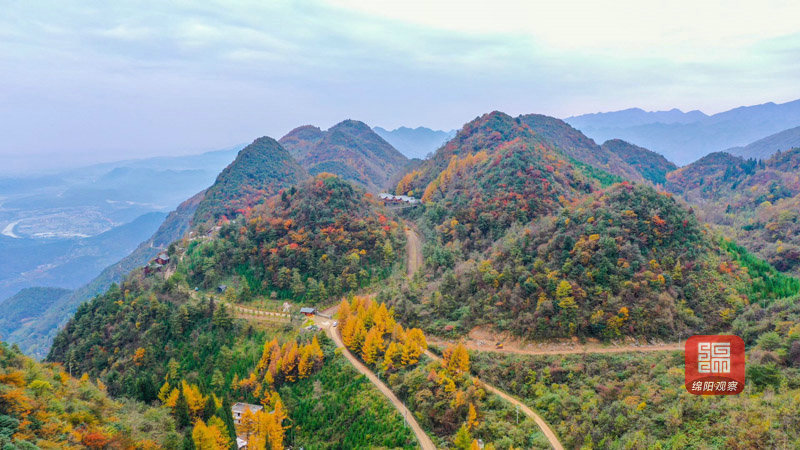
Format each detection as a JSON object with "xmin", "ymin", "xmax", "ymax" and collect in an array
[
  {"xmin": 12, "ymin": 107, "xmax": 800, "ymax": 361},
  {"xmin": 373, "ymin": 126, "xmax": 456, "ymax": 159},
  {"xmin": 566, "ymin": 98, "xmax": 800, "ymax": 164},
  {"xmin": 726, "ymin": 125, "xmax": 800, "ymax": 160},
  {"xmin": 9, "ymin": 120, "xmax": 410, "ymax": 357},
  {"xmin": 35, "ymin": 107, "xmax": 800, "ymax": 448}
]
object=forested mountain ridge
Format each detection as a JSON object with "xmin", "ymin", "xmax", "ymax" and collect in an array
[
  {"xmin": 398, "ymin": 182, "xmax": 773, "ymax": 340},
  {"xmin": 47, "ymin": 173, "xmax": 415, "ymax": 449},
  {"xmin": 665, "ymin": 148, "xmax": 800, "ymax": 275},
  {"xmin": 517, "ymin": 114, "xmax": 646, "ymax": 183},
  {"xmin": 601, "ymin": 138, "xmax": 678, "ymax": 185},
  {"xmin": 396, "ymin": 111, "xmax": 678, "ymax": 202},
  {"xmin": 395, "ymin": 111, "xmax": 534, "ymax": 196},
  {"xmin": 396, "ymin": 111, "xmax": 599, "ymax": 252},
  {"xmin": 38, "ymin": 111, "xmax": 800, "ymax": 448},
  {"xmin": 193, "ymin": 136, "xmax": 308, "ymax": 225},
  {"xmin": 280, "ymin": 119, "xmax": 409, "ymax": 192},
  {"xmin": 47, "ymin": 172, "xmax": 404, "ymax": 396},
  {"xmin": 383, "ymin": 110, "xmax": 798, "ymax": 343},
  {"xmin": 182, "ymin": 173, "xmax": 405, "ymax": 303}
]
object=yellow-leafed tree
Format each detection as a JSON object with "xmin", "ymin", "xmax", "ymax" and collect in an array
[{"xmin": 443, "ymin": 343, "xmax": 470, "ymax": 375}]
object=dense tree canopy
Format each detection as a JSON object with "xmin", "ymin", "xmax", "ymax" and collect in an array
[{"xmin": 182, "ymin": 174, "xmax": 405, "ymax": 303}]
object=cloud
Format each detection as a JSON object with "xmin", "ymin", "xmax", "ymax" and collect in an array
[{"xmin": 0, "ymin": 0, "xmax": 798, "ymax": 172}]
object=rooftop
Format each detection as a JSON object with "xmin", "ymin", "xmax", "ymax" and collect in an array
[{"xmin": 232, "ymin": 402, "xmax": 263, "ymax": 413}]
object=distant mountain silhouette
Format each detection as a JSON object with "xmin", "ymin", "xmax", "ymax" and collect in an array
[
  {"xmin": 727, "ymin": 125, "xmax": 800, "ymax": 160},
  {"xmin": 565, "ymin": 99, "xmax": 800, "ymax": 165},
  {"xmin": 373, "ymin": 126, "xmax": 456, "ymax": 159},
  {"xmin": 567, "ymin": 107, "xmax": 708, "ymax": 129}
]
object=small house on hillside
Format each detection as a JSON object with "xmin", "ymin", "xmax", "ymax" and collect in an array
[
  {"xmin": 232, "ymin": 402, "xmax": 263, "ymax": 425},
  {"xmin": 379, "ymin": 193, "xmax": 420, "ymax": 205},
  {"xmin": 300, "ymin": 307, "xmax": 317, "ymax": 317},
  {"xmin": 143, "ymin": 262, "xmax": 164, "ymax": 275},
  {"xmin": 155, "ymin": 252, "xmax": 170, "ymax": 265},
  {"xmin": 217, "ymin": 285, "xmax": 228, "ymax": 293}
]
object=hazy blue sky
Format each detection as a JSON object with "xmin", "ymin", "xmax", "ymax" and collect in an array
[{"xmin": 2, "ymin": 0, "xmax": 799, "ymax": 172}]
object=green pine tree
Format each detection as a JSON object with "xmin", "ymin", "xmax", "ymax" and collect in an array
[
  {"xmin": 218, "ymin": 397, "xmax": 238, "ymax": 450},
  {"xmin": 175, "ymin": 385, "xmax": 191, "ymax": 429},
  {"xmin": 182, "ymin": 427, "xmax": 195, "ymax": 450}
]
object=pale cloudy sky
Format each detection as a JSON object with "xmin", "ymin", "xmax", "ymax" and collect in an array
[{"xmin": 2, "ymin": 0, "xmax": 799, "ymax": 172}]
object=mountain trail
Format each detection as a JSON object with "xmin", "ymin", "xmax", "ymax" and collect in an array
[
  {"xmin": 404, "ymin": 225, "xmax": 423, "ymax": 277},
  {"xmin": 314, "ymin": 312, "xmax": 436, "ymax": 450},
  {"xmin": 404, "ymin": 223, "xmax": 564, "ymax": 449},
  {"xmin": 424, "ymin": 350, "xmax": 564, "ymax": 450}
]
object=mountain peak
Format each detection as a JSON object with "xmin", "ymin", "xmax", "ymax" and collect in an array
[
  {"xmin": 280, "ymin": 119, "xmax": 408, "ymax": 192},
  {"xmin": 283, "ymin": 125, "xmax": 323, "ymax": 138},
  {"xmin": 192, "ymin": 136, "xmax": 307, "ymax": 224},
  {"xmin": 518, "ymin": 113, "xmax": 645, "ymax": 183},
  {"xmin": 330, "ymin": 119, "xmax": 373, "ymax": 133}
]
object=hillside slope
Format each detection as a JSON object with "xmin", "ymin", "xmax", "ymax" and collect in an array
[
  {"xmin": 182, "ymin": 174, "xmax": 405, "ymax": 303},
  {"xmin": 399, "ymin": 183, "xmax": 766, "ymax": 340},
  {"xmin": 395, "ymin": 111, "xmax": 597, "ymax": 252},
  {"xmin": 193, "ymin": 136, "xmax": 308, "ymax": 224},
  {"xmin": 0, "ymin": 287, "xmax": 71, "ymax": 341},
  {"xmin": 601, "ymin": 139, "xmax": 677, "ymax": 185},
  {"xmin": 518, "ymin": 114, "xmax": 645, "ymax": 182},
  {"xmin": 0, "ymin": 341, "xmax": 178, "ymax": 448},
  {"xmin": 281, "ymin": 120, "xmax": 408, "ymax": 192},
  {"xmin": 666, "ymin": 148, "xmax": 800, "ymax": 275}
]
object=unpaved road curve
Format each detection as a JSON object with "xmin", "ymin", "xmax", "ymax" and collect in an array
[
  {"xmin": 425, "ymin": 350, "xmax": 564, "ymax": 450},
  {"xmin": 229, "ymin": 301, "xmax": 436, "ymax": 449},
  {"xmin": 406, "ymin": 225, "xmax": 561, "ymax": 449},
  {"xmin": 316, "ymin": 317, "xmax": 436, "ymax": 450},
  {"xmin": 404, "ymin": 226, "xmax": 423, "ymax": 277},
  {"xmin": 427, "ymin": 337, "xmax": 684, "ymax": 357}
]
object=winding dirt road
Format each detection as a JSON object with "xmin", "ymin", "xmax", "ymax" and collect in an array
[
  {"xmin": 427, "ymin": 337, "xmax": 684, "ymax": 357},
  {"xmin": 424, "ymin": 349, "xmax": 564, "ymax": 450},
  {"xmin": 404, "ymin": 224, "xmax": 564, "ymax": 449},
  {"xmin": 405, "ymin": 226, "xmax": 423, "ymax": 277},
  {"xmin": 219, "ymin": 300, "xmax": 436, "ymax": 449},
  {"xmin": 229, "ymin": 225, "xmax": 640, "ymax": 449},
  {"xmin": 314, "ymin": 315, "xmax": 437, "ymax": 450}
]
